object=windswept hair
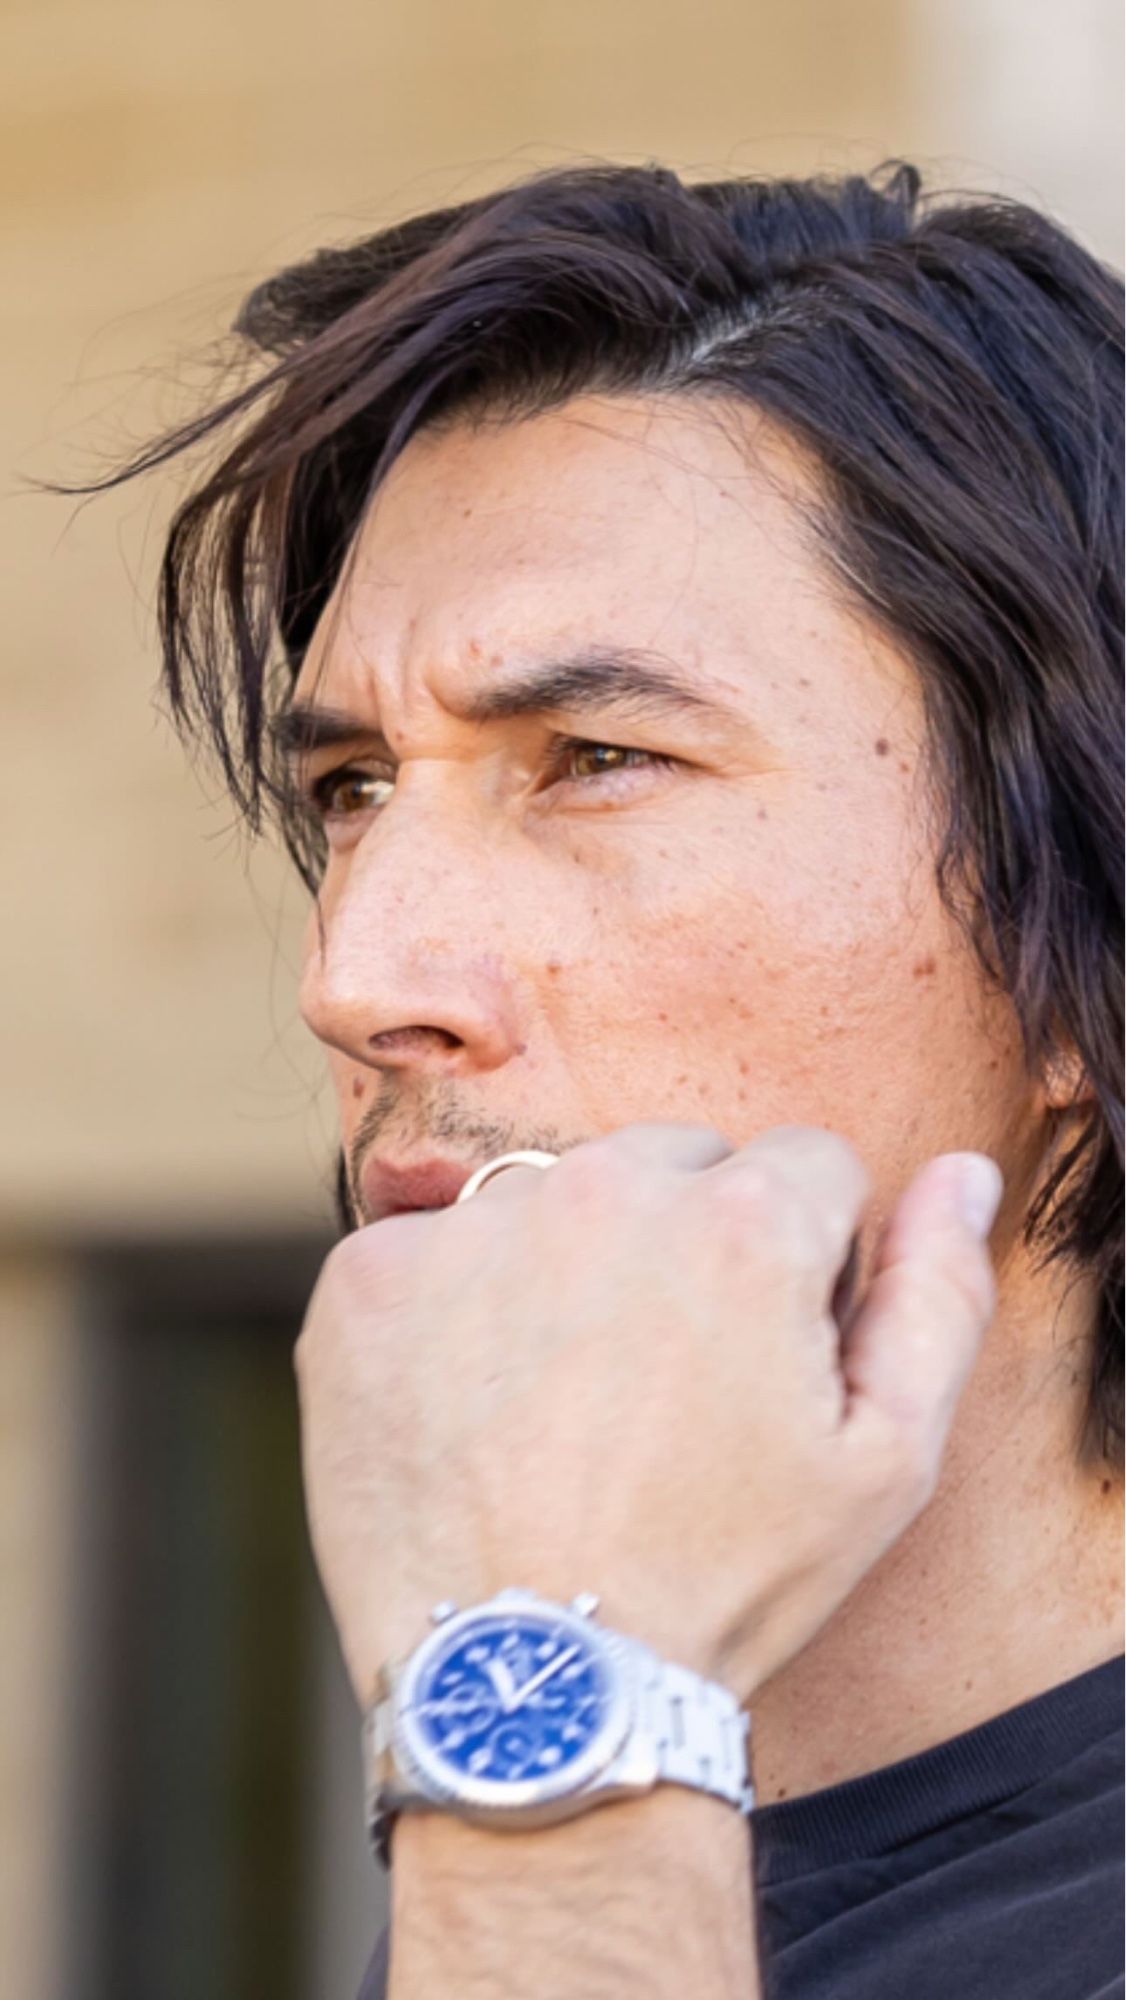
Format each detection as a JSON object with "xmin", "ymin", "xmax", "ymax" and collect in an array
[{"xmin": 93, "ymin": 161, "xmax": 1124, "ymax": 1457}]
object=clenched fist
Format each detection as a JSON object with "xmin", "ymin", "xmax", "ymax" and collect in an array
[{"xmin": 294, "ymin": 1125, "xmax": 1001, "ymax": 1708}]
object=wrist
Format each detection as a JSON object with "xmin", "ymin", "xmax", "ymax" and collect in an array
[
  {"xmin": 393, "ymin": 1778, "xmax": 749, "ymax": 1878},
  {"xmin": 389, "ymin": 1788, "xmax": 756, "ymax": 1999}
]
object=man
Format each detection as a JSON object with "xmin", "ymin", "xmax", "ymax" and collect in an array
[{"xmin": 112, "ymin": 163, "xmax": 1122, "ymax": 1995}]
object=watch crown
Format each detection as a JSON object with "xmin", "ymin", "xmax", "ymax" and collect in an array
[
  {"xmin": 429, "ymin": 1601, "xmax": 458, "ymax": 1625},
  {"xmin": 571, "ymin": 1592, "xmax": 600, "ymax": 1619}
]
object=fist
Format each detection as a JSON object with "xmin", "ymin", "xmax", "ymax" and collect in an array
[{"xmin": 294, "ymin": 1124, "xmax": 1001, "ymax": 1707}]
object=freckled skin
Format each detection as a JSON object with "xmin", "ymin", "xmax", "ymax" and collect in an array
[
  {"xmin": 297, "ymin": 397, "xmax": 1042, "ymax": 1235},
  {"xmin": 296, "ymin": 395, "xmax": 1119, "ymax": 1796}
]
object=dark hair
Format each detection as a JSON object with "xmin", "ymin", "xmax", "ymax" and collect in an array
[{"xmin": 94, "ymin": 160, "xmax": 1124, "ymax": 1458}]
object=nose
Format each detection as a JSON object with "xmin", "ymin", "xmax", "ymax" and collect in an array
[{"xmin": 299, "ymin": 809, "xmax": 527, "ymax": 1080}]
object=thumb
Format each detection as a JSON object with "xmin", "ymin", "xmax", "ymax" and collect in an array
[{"xmin": 842, "ymin": 1152, "xmax": 1003, "ymax": 1464}]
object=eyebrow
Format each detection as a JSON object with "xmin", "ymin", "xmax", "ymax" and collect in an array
[{"xmin": 270, "ymin": 647, "xmax": 733, "ymax": 763}]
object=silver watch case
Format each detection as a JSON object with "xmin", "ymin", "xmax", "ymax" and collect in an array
[{"xmin": 366, "ymin": 1589, "xmax": 667, "ymax": 1844}]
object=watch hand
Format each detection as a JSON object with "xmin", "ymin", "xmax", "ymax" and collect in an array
[
  {"xmin": 483, "ymin": 1657, "xmax": 518, "ymax": 1710},
  {"xmin": 508, "ymin": 1644, "xmax": 580, "ymax": 1713}
]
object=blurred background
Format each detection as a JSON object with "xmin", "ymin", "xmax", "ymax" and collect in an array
[{"xmin": 2, "ymin": 3, "xmax": 1122, "ymax": 1996}]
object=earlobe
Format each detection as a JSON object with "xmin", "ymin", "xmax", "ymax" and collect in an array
[{"xmin": 1040, "ymin": 1044, "xmax": 1095, "ymax": 1112}]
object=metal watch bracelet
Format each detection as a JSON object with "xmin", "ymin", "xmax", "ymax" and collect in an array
[{"xmin": 637, "ymin": 1652, "xmax": 753, "ymax": 1809}]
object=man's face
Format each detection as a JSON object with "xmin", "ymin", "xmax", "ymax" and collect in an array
[{"xmin": 293, "ymin": 395, "xmax": 1041, "ymax": 1253}]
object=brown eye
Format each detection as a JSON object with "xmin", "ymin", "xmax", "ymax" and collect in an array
[
  {"xmin": 312, "ymin": 769, "xmax": 393, "ymax": 816},
  {"xmin": 565, "ymin": 743, "xmax": 644, "ymax": 779}
]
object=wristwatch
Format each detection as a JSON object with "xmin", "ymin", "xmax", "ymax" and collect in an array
[{"xmin": 362, "ymin": 1587, "xmax": 753, "ymax": 1865}]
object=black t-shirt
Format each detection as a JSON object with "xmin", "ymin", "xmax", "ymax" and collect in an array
[{"xmin": 356, "ymin": 1655, "xmax": 1124, "ymax": 1999}]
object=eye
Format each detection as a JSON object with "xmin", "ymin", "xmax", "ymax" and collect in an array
[
  {"xmin": 308, "ymin": 766, "xmax": 395, "ymax": 817},
  {"xmin": 553, "ymin": 739, "xmax": 675, "ymax": 784}
]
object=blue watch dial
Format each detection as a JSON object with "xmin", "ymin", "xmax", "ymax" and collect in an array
[{"xmin": 414, "ymin": 1609, "xmax": 610, "ymax": 1783}]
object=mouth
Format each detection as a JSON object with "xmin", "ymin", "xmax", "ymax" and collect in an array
[{"xmin": 357, "ymin": 1156, "xmax": 477, "ymax": 1223}]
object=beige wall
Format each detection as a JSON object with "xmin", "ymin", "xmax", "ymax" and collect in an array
[{"xmin": 910, "ymin": 0, "xmax": 1123, "ymax": 258}]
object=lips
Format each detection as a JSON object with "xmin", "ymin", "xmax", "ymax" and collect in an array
[{"xmin": 358, "ymin": 1156, "xmax": 476, "ymax": 1222}]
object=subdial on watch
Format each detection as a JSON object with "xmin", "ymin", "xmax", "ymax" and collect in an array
[{"xmin": 490, "ymin": 1721, "xmax": 547, "ymax": 1775}]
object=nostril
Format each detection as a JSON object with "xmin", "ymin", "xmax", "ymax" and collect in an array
[{"xmin": 366, "ymin": 1025, "xmax": 463, "ymax": 1057}]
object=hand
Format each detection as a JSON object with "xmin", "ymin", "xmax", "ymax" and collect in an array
[{"xmin": 295, "ymin": 1125, "xmax": 1001, "ymax": 1706}]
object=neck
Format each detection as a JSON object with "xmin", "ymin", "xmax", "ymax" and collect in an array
[{"xmin": 751, "ymin": 1256, "xmax": 1124, "ymax": 1805}]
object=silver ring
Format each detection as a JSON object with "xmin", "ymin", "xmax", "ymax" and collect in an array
[{"xmin": 457, "ymin": 1150, "xmax": 559, "ymax": 1202}]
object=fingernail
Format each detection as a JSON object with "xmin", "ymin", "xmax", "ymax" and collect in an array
[{"xmin": 948, "ymin": 1154, "xmax": 1004, "ymax": 1238}]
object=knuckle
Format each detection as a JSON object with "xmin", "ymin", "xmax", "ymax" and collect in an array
[
  {"xmin": 553, "ymin": 1137, "xmax": 637, "ymax": 1209},
  {"xmin": 728, "ymin": 1128, "xmax": 868, "ymax": 1270},
  {"xmin": 704, "ymin": 1163, "xmax": 777, "ymax": 1242},
  {"xmin": 322, "ymin": 1226, "xmax": 371, "ymax": 1282},
  {"xmin": 623, "ymin": 1118, "xmax": 722, "ymax": 1153},
  {"xmin": 317, "ymin": 1233, "xmax": 371, "ymax": 1314},
  {"xmin": 702, "ymin": 1169, "xmax": 825, "ymax": 1280},
  {"xmin": 766, "ymin": 1189, "xmax": 825, "ymax": 1272},
  {"xmin": 310, "ymin": 1218, "xmax": 415, "ymax": 1322},
  {"xmin": 751, "ymin": 1124, "xmax": 869, "ymax": 1194},
  {"xmin": 709, "ymin": 1161, "xmax": 773, "ymax": 1217}
]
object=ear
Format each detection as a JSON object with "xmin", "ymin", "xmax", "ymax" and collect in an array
[{"xmin": 1040, "ymin": 1042, "xmax": 1095, "ymax": 1112}]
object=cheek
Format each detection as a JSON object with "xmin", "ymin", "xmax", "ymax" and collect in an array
[{"xmin": 547, "ymin": 803, "xmax": 1031, "ymax": 1180}]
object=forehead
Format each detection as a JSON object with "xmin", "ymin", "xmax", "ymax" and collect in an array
[
  {"xmin": 297, "ymin": 394, "xmax": 910, "ymax": 729},
  {"xmin": 309, "ymin": 398, "xmax": 788, "ymax": 634}
]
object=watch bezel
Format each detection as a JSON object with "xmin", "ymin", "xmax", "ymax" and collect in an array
[{"xmin": 392, "ymin": 1590, "xmax": 635, "ymax": 1815}]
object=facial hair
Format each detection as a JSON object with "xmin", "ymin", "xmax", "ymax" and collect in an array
[{"xmin": 336, "ymin": 1072, "xmax": 583, "ymax": 1232}]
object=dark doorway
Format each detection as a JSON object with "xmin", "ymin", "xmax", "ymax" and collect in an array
[{"xmin": 59, "ymin": 1233, "xmax": 381, "ymax": 2000}]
